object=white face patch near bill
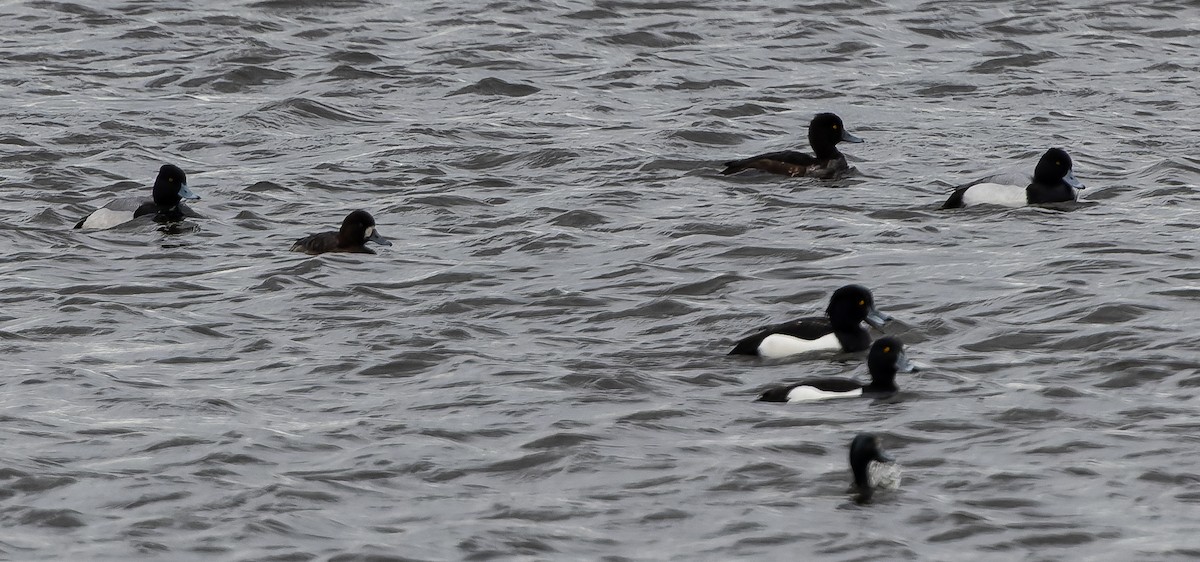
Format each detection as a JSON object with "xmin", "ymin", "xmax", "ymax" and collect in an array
[
  {"xmin": 785, "ymin": 386, "xmax": 863, "ymax": 402},
  {"xmin": 364, "ymin": 226, "xmax": 375, "ymax": 240},
  {"xmin": 757, "ymin": 332, "xmax": 841, "ymax": 359}
]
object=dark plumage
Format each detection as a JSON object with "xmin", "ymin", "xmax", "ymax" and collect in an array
[
  {"xmin": 849, "ymin": 433, "xmax": 898, "ymax": 504},
  {"xmin": 756, "ymin": 336, "xmax": 917, "ymax": 403},
  {"xmin": 74, "ymin": 164, "xmax": 202, "ymax": 229},
  {"xmin": 729, "ymin": 284, "xmax": 891, "ymax": 358},
  {"xmin": 721, "ymin": 113, "xmax": 863, "ymax": 178},
  {"xmin": 290, "ymin": 210, "xmax": 392, "ymax": 255},
  {"xmin": 941, "ymin": 147, "xmax": 1085, "ymax": 209}
]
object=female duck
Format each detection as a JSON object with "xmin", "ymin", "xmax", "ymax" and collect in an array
[
  {"xmin": 756, "ymin": 337, "xmax": 916, "ymax": 403},
  {"xmin": 729, "ymin": 284, "xmax": 891, "ymax": 359},
  {"xmin": 721, "ymin": 112, "xmax": 863, "ymax": 179},
  {"xmin": 75, "ymin": 164, "xmax": 201, "ymax": 229},
  {"xmin": 849, "ymin": 433, "xmax": 901, "ymax": 504},
  {"xmin": 290, "ymin": 210, "xmax": 392, "ymax": 255},
  {"xmin": 941, "ymin": 147, "xmax": 1084, "ymax": 208}
]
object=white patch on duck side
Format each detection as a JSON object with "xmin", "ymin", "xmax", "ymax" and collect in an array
[
  {"xmin": 869, "ymin": 461, "xmax": 902, "ymax": 491},
  {"xmin": 961, "ymin": 183, "xmax": 1028, "ymax": 207},
  {"xmin": 78, "ymin": 208, "xmax": 133, "ymax": 230},
  {"xmin": 785, "ymin": 386, "xmax": 863, "ymax": 403},
  {"xmin": 757, "ymin": 332, "xmax": 841, "ymax": 359}
]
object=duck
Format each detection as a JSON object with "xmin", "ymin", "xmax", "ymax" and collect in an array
[
  {"xmin": 720, "ymin": 112, "xmax": 863, "ymax": 179},
  {"xmin": 290, "ymin": 210, "xmax": 392, "ymax": 255},
  {"xmin": 849, "ymin": 432, "xmax": 901, "ymax": 504},
  {"xmin": 74, "ymin": 164, "xmax": 201, "ymax": 229},
  {"xmin": 729, "ymin": 284, "xmax": 891, "ymax": 358},
  {"xmin": 941, "ymin": 147, "xmax": 1085, "ymax": 208},
  {"xmin": 756, "ymin": 337, "xmax": 916, "ymax": 403}
]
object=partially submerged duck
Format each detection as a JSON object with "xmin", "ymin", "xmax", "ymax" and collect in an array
[
  {"xmin": 756, "ymin": 337, "xmax": 917, "ymax": 403},
  {"xmin": 721, "ymin": 113, "xmax": 863, "ymax": 179},
  {"xmin": 941, "ymin": 148, "xmax": 1084, "ymax": 209},
  {"xmin": 75, "ymin": 164, "xmax": 201, "ymax": 229},
  {"xmin": 729, "ymin": 285, "xmax": 892, "ymax": 359},
  {"xmin": 290, "ymin": 210, "xmax": 392, "ymax": 255},
  {"xmin": 849, "ymin": 433, "xmax": 901, "ymax": 504}
]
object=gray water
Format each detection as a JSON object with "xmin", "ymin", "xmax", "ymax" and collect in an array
[{"xmin": 1, "ymin": 0, "xmax": 1199, "ymax": 559}]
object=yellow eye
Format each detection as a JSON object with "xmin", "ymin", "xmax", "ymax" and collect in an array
[
  {"xmin": 1056, "ymin": 161, "xmax": 1061, "ymax": 166},
  {"xmin": 882, "ymin": 346, "xmax": 891, "ymax": 353},
  {"xmin": 858, "ymin": 300, "xmax": 865, "ymax": 306},
  {"xmin": 832, "ymin": 124, "xmax": 840, "ymax": 130}
]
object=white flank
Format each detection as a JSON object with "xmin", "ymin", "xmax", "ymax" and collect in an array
[
  {"xmin": 869, "ymin": 461, "xmax": 903, "ymax": 490},
  {"xmin": 757, "ymin": 332, "xmax": 841, "ymax": 359},
  {"xmin": 961, "ymin": 183, "xmax": 1028, "ymax": 207},
  {"xmin": 79, "ymin": 208, "xmax": 133, "ymax": 230},
  {"xmin": 785, "ymin": 386, "xmax": 863, "ymax": 402}
]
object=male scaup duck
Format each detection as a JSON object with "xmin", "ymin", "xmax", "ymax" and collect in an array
[
  {"xmin": 941, "ymin": 148, "xmax": 1085, "ymax": 209},
  {"xmin": 720, "ymin": 112, "xmax": 863, "ymax": 179},
  {"xmin": 729, "ymin": 284, "xmax": 891, "ymax": 358},
  {"xmin": 290, "ymin": 209, "xmax": 392, "ymax": 255},
  {"xmin": 74, "ymin": 164, "xmax": 201, "ymax": 229},
  {"xmin": 756, "ymin": 337, "xmax": 916, "ymax": 403},
  {"xmin": 849, "ymin": 433, "xmax": 901, "ymax": 504}
]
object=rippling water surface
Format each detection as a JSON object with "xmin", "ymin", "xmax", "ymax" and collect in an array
[{"xmin": 2, "ymin": 0, "xmax": 1199, "ymax": 559}]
